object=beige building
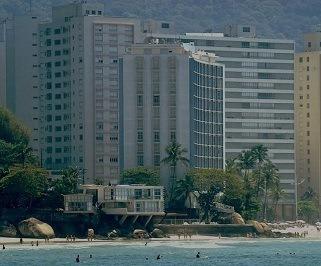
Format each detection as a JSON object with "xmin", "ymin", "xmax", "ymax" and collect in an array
[{"xmin": 295, "ymin": 31, "xmax": 321, "ymax": 208}]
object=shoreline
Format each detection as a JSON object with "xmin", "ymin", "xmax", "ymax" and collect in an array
[{"xmin": 2, "ymin": 234, "xmax": 321, "ymax": 247}]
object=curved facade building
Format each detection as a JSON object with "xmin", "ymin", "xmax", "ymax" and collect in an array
[{"xmin": 190, "ymin": 52, "xmax": 225, "ymax": 169}]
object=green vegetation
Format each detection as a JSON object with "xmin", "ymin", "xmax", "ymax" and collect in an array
[
  {"xmin": 298, "ymin": 200, "xmax": 319, "ymax": 223},
  {"xmin": 0, "ymin": 107, "xmax": 80, "ymax": 209},
  {"xmin": 167, "ymin": 142, "xmax": 282, "ymax": 222},
  {"xmin": 120, "ymin": 167, "xmax": 160, "ymax": 186},
  {"xmin": 161, "ymin": 141, "xmax": 189, "ymax": 202}
]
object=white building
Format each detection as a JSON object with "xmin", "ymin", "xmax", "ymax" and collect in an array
[
  {"xmin": 38, "ymin": 2, "xmax": 145, "ymax": 184},
  {"xmin": 119, "ymin": 44, "xmax": 225, "ymax": 185},
  {"xmin": 146, "ymin": 25, "xmax": 296, "ymax": 219}
]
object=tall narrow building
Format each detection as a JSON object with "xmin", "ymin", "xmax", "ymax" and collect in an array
[
  {"xmin": 295, "ymin": 31, "xmax": 321, "ymax": 209},
  {"xmin": 120, "ymin": 44, "xmax": 225, "ymax": 185},
  {"xmin": 38, "ymin": 2, "xmax": 143, "ymax": 184},
  {"xmin": 146, "ymin": 25, "xmax": 296, "ymax": 219},
  {"xmin": 4, "ymin": 15, "xmax": 40, "ymax": 153},
  {"xmin": 0, "ymin": 21, "xmax": 6, "ymax": 107}
]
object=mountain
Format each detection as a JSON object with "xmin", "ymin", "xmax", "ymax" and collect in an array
[{"xmin": 1, "ymin": 0, "xmax": 320, "ymax": 50}]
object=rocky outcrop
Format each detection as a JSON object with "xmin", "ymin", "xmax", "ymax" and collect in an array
[
  {"xmin": 247, "ymin": 220, "xmax": 265, "ymax": 234},
  {"xmin": 260, "ymin": 222, "xmax": 271, "ymax": 232},
  {"xmin": 231, "ymin": 212, "xmax": 245, "ymax": 225},
  {"xmin": 133, "ymin": 229, "xmax": 149, "ymax": 239},
  {"xmin": 0, "ymin": 221, "xmax": 18, "ymax": 237},
  {"xmin": 150, "ymin": 228, "xmax": 164, "ymax": 238},
  {"xmin": 18, "ymin": 218, "xmax": 55, "ymax": 238}
]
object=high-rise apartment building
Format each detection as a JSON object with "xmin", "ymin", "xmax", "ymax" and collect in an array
[
  {"xmin": 120, "ymin": 44, "xmax": 225, "ymax": 184},
  {"xmin": 295, "ymin": 31, "xmax": 321, "ymax": 209},
  {"xmin": 4, "ymin": 15, "xmax": 41, "ymax": 153},
  {"xmin": 146, "ymin": 25, "xmax": 296, "ymax": 219},
  {"xmin": 38, "ymin": 2, "xmax": 144, "ymax": 184},
  {"xmin": 0, "ymin": 21, "xmax": 6, "ymax": 107}
]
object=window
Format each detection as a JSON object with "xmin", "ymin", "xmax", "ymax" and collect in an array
[
  {"xmin": 307, "ymin": 57, "xmax": 310, "ymax": 62},
  {"xmin": 161, "ymin": 23, "xmax": 170, "ymax": 29},
  {"xmin": 170, "ymin": 131, "xmax": 176, "ymax": 141},
  {"xmin": 154, "ymin": 131, "xmax": 160, "ymax": 142},
  {"xmin": 154, "ymin": 155, "xmax": 160, "ymax": 166},
  {"xmin": 137, "ymin": 155, "xmax": 144, "ymax": 166},
  {"xmin": 55, "ymin": 50, "xmax": 61, "ymax": 56},
  {"xmin": 54, "ymin": 28, "xmax": 61, "ymax": 34},
  {"xmin": 241, "ymin": 42, "xmax": 250, "ymax": 48},
  {"xmin": 307, "ymin": 75, "xmax": 309, "ymax": 81},
  {"xmin": 137, "ymin": 131, "xmax": 143, "ymax": 142},
  {"xmin": 137, "ymin": 95, "xmax": 143, "ymax": 106},
  {"xmin": 307, "ymin": 66, "xmax": 310, "ymax": 71},
  {"xmin": 153, "ymin": 95, "xmax": 160, "ymax": 106},
  {"xmin": 54, "ymin": 39, "xmax": 61, "ymax": 45},
  {"xmin": 243, "ymin": 27, "xmax": 251, "ymax": 32},
  {"xmin": 299, "ymin": 57, "xmax": 303, "ymax": 63},
  {"xmin": 308, "ymin": 42, "xmax": 311, "ymax": 47},
  {"xmin": 46, "ymin": 39, "xmax": 51, "ymax": 46}
]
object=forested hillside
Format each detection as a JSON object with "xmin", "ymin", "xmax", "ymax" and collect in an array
[{"xmin": 1, "ymin": 0, "xmax": 321, "ymax": 50}]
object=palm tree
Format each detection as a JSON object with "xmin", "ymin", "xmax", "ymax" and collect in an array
[
  {"xmin": 271, "ymin": 182, "xmax": 284, "ymax": 221},
  {"xmin": 238, "ymin": 150, "xmax": 255, "ymax": 183},
  {"xmin": 225, "ymin": 158, "xmax": 240, "ymax": 175},
  {"xmin": 303, "ymin": 187, "xmax": 316, "ymax": 201},
  {"xmin": 161, "ymin": 141, "xmax": 189, "ymax": 202},
  {"xmin": 251, "ymin": 145, "xmax": 268, "ymax": 197},
  {"xmin": 261, "ymin": 161, "xmax": 279, "ymax": 220},
  {"xmin": 175, "ymin": 175, "xmax": 195, "ymax": 210}
]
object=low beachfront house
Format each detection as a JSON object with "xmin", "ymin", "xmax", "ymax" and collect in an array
[
  {"xmin": 64, "ymin": 184, "xmax": 165, "ymax": 226},
  {"xmin": 63, "ymin": 194, "xmax": 94, "ymax": 213}
]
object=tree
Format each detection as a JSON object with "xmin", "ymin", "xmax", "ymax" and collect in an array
[
  {"xmin": 174, "ymin": 175, "xmax": 195, "ymax": 210},
  {"xmin": 161, "ymin": 141, "xmax": 189, "ymax": 201},
  {"xmin": 302, "ymin": 187, "xmax": 316, "ymax": 201},
  {"xmin": 0, "ymin": 107, "xmax": 29, "ymax": 145},
  {"xmin": 225, "ymin": 158, "xmax": 240, "ymax": 176},
  {"xmin": 45, "ymin": 167, "xmax": 80, "ymax": 209},
  {"xmin": 250, "ymin": 144, "xmax": 268, "ymax": 197},
  {"xmin": 260, "ymin": 160, "xmax": 280, "ymax": 220},
  {"xmin": 271, "ymin": 182, "xmax": 284, "ymax": 221},
  {"xmin": 121, "ymin": 167, "xmax": 160, "ymax": 186},
  {"xmin": 298, "ymin": 200, "xmax": 319, "ymax": 223},
  {"xmin": 187, "ymin": 168, "xmax": 244, "ymax": 222},
  {"xmin": 0, "ymin": 164, "xmax": 48, "ymax": 208}
]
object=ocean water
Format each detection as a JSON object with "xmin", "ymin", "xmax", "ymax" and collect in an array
[{"xmin": 0, "ymin": 239, "xmax": 320, "ymax": 265}]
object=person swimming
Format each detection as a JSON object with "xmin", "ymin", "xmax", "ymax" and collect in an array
[
  {"xmin": 196, "ymin": 252, "xmax": 200, "ymax": 258},
  {"xmin": 76, "ymin": 255, "xmax": 80, "ymax": 263},
  {"xmin": 89, "ymin": 254, "xmax": 93, "ymax": 259},
  {"xmin": 157, "ymin": 254, "xmax": 161, "ymax": 260}
]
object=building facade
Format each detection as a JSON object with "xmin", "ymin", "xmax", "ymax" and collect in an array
[
  {"xmin": 0, "ymin": 21, "xmax": 6, "ymax": 107},
  {"xmin": 146, "ymin": 25, "xmax": 296, "ymax": 219},
  {"xmin": 4, "ymin": 15, "xmax": 41, "ymax": 153},
  {"xmin": 38, "ymin": 3, "xmax": 143, "ymax": 184},
  {"xmin": 295, "ymin": 31, "xmax": 321, "ymax": 210},
  {"xmin": 120, "ymin": 44, "xmax": 225, "ymax": 185}
]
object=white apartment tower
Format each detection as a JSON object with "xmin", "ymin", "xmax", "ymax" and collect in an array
[
  {"xmin": 146, "ymin": 25, "xmax": 296, "ymax": 219},
  {"xmin": 120, "ymin": 44, "xmax": 225, "ymax": 185},
  {"xmin": 39, "ymin": 2, "xmax": 143, "ymax": 184}
]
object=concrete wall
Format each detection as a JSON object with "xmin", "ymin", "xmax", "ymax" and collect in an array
[{"xmin": 156, "ymin": 224, "xmax": 256, "ymax": 236}]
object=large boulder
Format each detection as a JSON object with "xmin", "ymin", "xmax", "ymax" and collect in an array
[
  {"xmin": 260, "ymin": 222, "xmax": 271, "ymax": 232},
  {"xmin": 133, "ymin": 229, "xmax": 149, "ymax": 239},
  {"xmin": 150, "ymin": 228, "xmax": 164, "ymax": 238},
  {"xmin": 0, "ymin": 221, "xmax": 18, "ymax": 237},
  {"xmin": 231, "ymin": 212, "xmax": 245, "ymax": 225},
  {"xmin": 18, "ymin": 218, "xmax": 55, "ymax": 238},
  {"xmin": 247, "ymin": 220, "xmax": 264, "ymax": 234}
]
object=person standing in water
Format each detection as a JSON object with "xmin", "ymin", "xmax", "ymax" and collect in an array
[
  {"xmin": 2, "ymin": 245, "xmax": 5, "ymax": 250},
  {"xmin": 196, "ymin": 252, "xmax": 200, "ymax": 258},
  {"xmin": 76, "ymin": 255, "xmax": 80, "ymax": 263},
  {"xmin": 157, "ymin": 254, "xmax": 161, "ymax": 260}
]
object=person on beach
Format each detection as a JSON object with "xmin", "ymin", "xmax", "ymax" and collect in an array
[
  {"xmin": 2, "ymin": 244, "xmax": 5, "ymax": 250},
  {"xmin": 36, "ymin": 241, "xmax": 39, "ymax": 246},
  {"xmin": 20, "ymin": 238, "xmax": 23, "ymax": 244},
  {"xmin": 196, "ymin": 252, "xmax": 200, "ymax": 258},
  {"xmin": 31, "ymin": 241, "xmax": 34, "ymax": 246},
  {"xmin": 76, "ymin": 255, "xmax": 80, "ymax": 263},
  {"xmin": 145, "ymin": 242, "xmax": 148, "ymax": 246}
]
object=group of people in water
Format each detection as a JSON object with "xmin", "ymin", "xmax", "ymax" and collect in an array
[{"xmin": 75, "ymin": 254, "xmax": 93, "ymax": 263}]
